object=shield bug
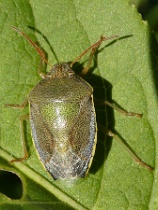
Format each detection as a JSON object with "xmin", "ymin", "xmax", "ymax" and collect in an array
[{"xmin": 6, "ymin": 26, "xmax": 153, "ymax": 180}]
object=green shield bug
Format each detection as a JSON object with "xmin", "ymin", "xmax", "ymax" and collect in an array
[{"xmin": 6, "ymin": 26, "xmax": 153, "ymax": 180}]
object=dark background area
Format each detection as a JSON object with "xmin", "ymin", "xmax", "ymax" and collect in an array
[{"xmin": 130, "ymin": 0, "xmax": 158, "ymax": 40}]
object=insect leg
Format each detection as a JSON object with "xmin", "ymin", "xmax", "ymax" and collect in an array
[
  {"xmin": 104, "ymin": 100, "xmax": 142, "ymax": 118},
  {"xmin": 107, "ymin": 129, "xmax": 154, "ymax": 171},
  {"xmin": 5, "ymin": 99, "xmax": 29, "ymax": 162},
  {"xmin": 11, "ymin": 115, "xmax": 29, "ymax": 163},
  {"xmin": 80, "ymin": 46, "xmax": 98, "ymax": 76},
  {"xmin": 38, "ymin": 57, "xmax": 47, "ymax": 79},
  {"xmin": 98, "ymin": 124, "xmax": 154, "ymax": 171},
  {"xmin": 5, "ymin": 98, "xmax": 28, "ymax": 109},
  {"xmin": 70, "ymin": 35, "xmax": 119, "ymax": 75},
  {"xmin": 98, "ymin": 100, "xmax": 153, "ymax": 170}
]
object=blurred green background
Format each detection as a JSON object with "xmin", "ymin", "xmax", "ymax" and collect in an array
[{"xmin": 130, "ymin": 0, "xmax": 158, "ymax": 40}]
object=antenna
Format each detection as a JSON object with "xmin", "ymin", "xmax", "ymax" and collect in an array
[{"xmin": 11, "ymin": 26, "xmax": 52, "ymax": 68}]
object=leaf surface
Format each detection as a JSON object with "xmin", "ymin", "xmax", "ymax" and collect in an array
[{"xmin": 0, "ymin": 0, "xmax": 158, "ymax": 209}]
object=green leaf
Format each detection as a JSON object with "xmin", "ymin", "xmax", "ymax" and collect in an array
[{"xmin": 0, "ymin": 0, "xmax": 158, "ymax": 209}]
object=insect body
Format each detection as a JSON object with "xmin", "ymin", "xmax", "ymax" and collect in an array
[
  {"xmin": 6, "ymin": 26, "xmax": 153, "ymax": 181},
  {"xmin": 29, "ymin": 62, "xmax": 96, "ymax": 179}
]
